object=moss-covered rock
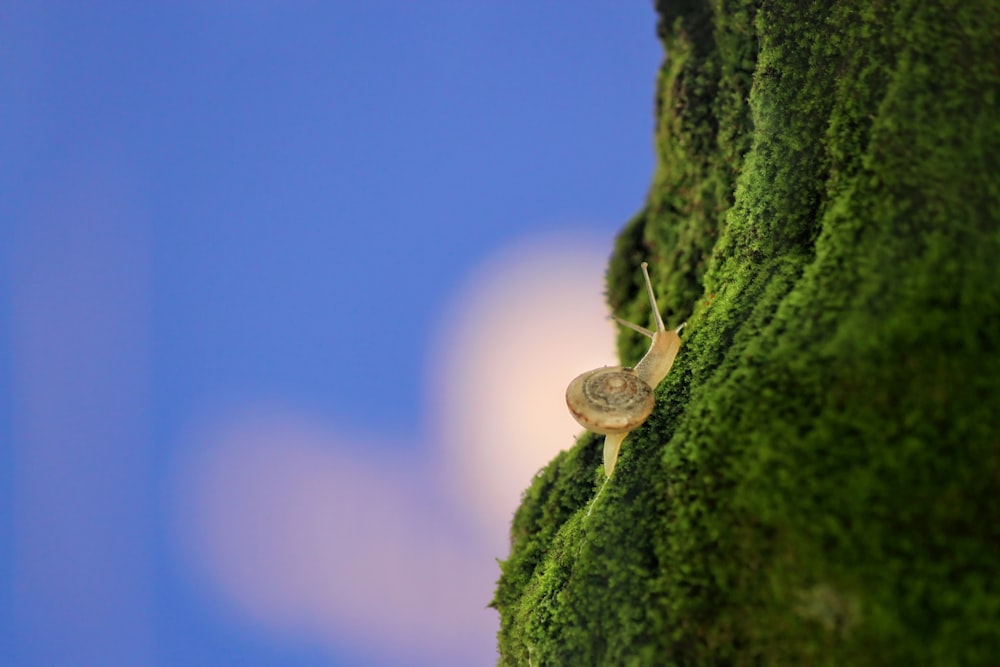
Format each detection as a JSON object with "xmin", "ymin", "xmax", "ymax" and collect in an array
[{"xmin": 493, "ymin": 1, "xmax": 1000, "ymax": 664}]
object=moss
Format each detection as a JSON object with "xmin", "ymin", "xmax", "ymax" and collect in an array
[{"xmin": 494, "ymin": 0, "xmax": 1000, "ymax": 664}]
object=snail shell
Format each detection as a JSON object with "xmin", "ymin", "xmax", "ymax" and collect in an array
[
  {"xmin": 565, "ymin": 366, "xmax": 654, "ymax": 435},
  {"xmin": 566, "ymin": 262, "xmax": 685, "ymax": 477}
]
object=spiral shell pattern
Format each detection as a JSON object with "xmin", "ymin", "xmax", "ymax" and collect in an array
[{"xmin": 565, "ymin": 366, "xmax": 654, "ymax": 435}]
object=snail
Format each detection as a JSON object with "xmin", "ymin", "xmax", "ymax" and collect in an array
[{"xmin": 566, "ymin": 262, "xmax": 684, "ymax": 476}]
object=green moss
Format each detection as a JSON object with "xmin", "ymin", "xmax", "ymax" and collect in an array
[{"xmin": 494, "ymin": 0, "xmax": 1000, "ymax": 664}]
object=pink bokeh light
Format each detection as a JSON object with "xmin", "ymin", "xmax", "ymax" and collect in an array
[
  {"xmin": 170, "ymin": 234, "xmax": 617, "ymax": 664},
  {"xmin": 172, "ymin": 411, "xmax": 495, "ymax": 665}
]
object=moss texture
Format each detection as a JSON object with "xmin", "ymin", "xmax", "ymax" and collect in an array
[{"xmin": 493, "ymin": 1, "xmax": 1000, "ymax": 664}]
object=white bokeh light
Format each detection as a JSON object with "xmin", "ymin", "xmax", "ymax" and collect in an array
[{"xmin": 426, "ymin": 236, "xmax": 617, "ymax": 553}]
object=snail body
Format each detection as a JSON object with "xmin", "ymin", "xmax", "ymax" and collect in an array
[{"xmin": 565, "ymin": 262, "xmax": 684, "ymax": 476}]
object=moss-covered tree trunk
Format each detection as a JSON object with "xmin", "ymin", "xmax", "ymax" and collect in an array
[{"xmin": 493, "ymin": 1, "xmax": 1000, "ymax": 664}]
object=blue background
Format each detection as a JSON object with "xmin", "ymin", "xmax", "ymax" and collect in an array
[{"xmin": 1, "ymin": 3, "xmax": 661, "ymax": 665}]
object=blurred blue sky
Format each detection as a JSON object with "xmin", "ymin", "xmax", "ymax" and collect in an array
[{"xmin": 1, "ymin": 3, "xmax": 662, "ymax": 665}]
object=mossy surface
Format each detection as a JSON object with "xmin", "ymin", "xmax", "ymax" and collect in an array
[{"xmin": 494, "ymin": 1, "xmax": 1000, "ymax": 664}]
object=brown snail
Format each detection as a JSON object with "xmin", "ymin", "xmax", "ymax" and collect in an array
[{"xmin": 565, "ymin": 262, "xmax": 684, "ymax": 476}]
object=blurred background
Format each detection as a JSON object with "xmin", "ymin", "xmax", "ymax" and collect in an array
[{"xmin": 0, "ymin": 3, "xmax": 661, "ymax": 665}]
